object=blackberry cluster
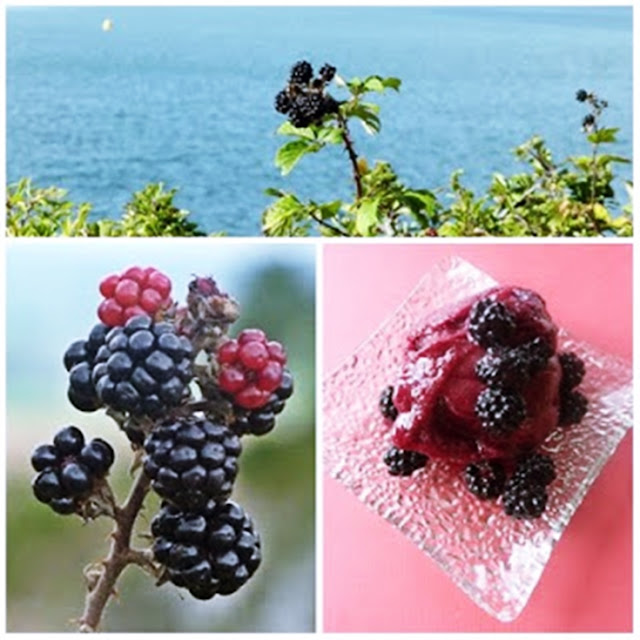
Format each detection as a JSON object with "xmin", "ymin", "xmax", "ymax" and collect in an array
[
  {"xmin": 463, "ymin": 460, "xmax": 506, "ymax": 500},
  {"xmin": 152, "ymin": 500, "xmax": 261, "ymax": 600},
  {"xmin": 557, "ymin": 350, "xmax": 588, "ymax": 426},
  {"xmin": 91, "ymin": 315, "xmax": 194, "ymax": 418},
  {"xmin": 383, "ymin": 446, "xmax": 428, "ymax": 476},
  {"xmin": 64, "ymin": 324, "xmax": 109, "ymax": 412},
  {"xmin": 502, "ymin": 453, "xmax": 555, "ymax": 519},
  {"xmin": 378, "ymin": 385, "xmax": 398, "ymax": 420},
  {"xmin": 468, "ymin": 299, "xmax": 516, "ymax": 348},
  {"xmin": 475, "ymin": 387, "xmax": 526, "ymax": 436},
  {"xmin": 31, "ymin": 426, "xmax": 114, "ymax": 515},
  {"xmin": 143, "ymin": 417, "xmax": 241, "ymax": 510},
  {"xmin": 274, "ymin": 60, "xmax": 341, "ymax": 128},
  {"xmin": 232, "ymin": 369, "xmax": 294, "ymax": 436}
]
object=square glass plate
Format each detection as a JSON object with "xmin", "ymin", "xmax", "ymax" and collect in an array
[{"xmin": 323, "ymin": 257, "xmax": 632, "ymax": 621}]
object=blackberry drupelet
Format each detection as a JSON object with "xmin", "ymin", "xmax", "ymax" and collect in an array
[
  {"xmin": 274, "ymin": 90, "xmax": 291, "ymax": 115},
  {"xmin": 502, "ymin": 476, "xmax": 548, "ymax": 519},
  {"xmin": 144, "ymin": 416, "xmax": 241, "ymax": 510},
  {"xmin": 558, "ymin": 351, "xmax": 585, "ymax": 390},
  {"xmin": 383, "ymin": 446, "xmax": 428, "ymax": 476},
  {"xmin": 232, "ymin": 369, "xmax": 294, "ymax": 436},
  {"xmin": 468, "ymin": 299, "xmax": 516, "ymax": 348},
  {"xmin": 64, "ymin": 323, "xmax": 110, "ymax": 412},
  {"xmin": 378, "ymin": 385, "xmax": 398, "ymax": 420},
  {"xmin": 463, "ymin": 460, "xmax": 506, "ymax": 499},
  {"xmin": 91, "ymin": 314, "xmax": 194, "ymax": 419},
  {"xmin": 290, "ymin": 60, "xmax": 313, "ymax": 85},
  {"xmin": 512, "ymin": 452, "xmax": 556, "ymax": 486},
  {"xmin": 559, "ymin": 389, "xmax": 588, "ymax": 426},
  {"xmin": 319, "ymin": 63, "xmax": 336, "ymax": 82},
  {"xmin": 31, "ymin": 426, "xmax": 114, "ymax": 515},
  {"xmin": 575, "ymin": 89, "xmax": 588, "ymax": 102},
  {"xmin": 475, "ymin": 387, "xmax": 526, "ymax": 436},
  {"xmin": 152, "ymin": 500, "xmax": 261, "ymax": 599}
]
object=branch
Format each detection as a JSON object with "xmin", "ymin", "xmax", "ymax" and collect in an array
[
  {"xmin": 307, "ymin": 208, "xmax": 349, "ymax": 236},
  {"xmin": 78, "ymin": 470, "xmax": 152, "ymax": 632},
  {"xmin": 337, "ymin": 113, "xmax": 363, "ymax": 200}
]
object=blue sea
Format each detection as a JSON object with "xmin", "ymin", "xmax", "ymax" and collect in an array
[{"xmin": 7, "ymin": 6, "xmax": 633, "ymax": 235}]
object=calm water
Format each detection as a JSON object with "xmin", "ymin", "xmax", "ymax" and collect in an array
[{"xmin": 7, "ymin": 6, "xmax": 633, "ymax": 235}]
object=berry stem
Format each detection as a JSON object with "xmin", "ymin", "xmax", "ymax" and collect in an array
[
  {"xmin": 78, "ymin": 470, "xmax": 152, "ymax": 632},
  {"xmin": 337, "ymin": 112, "xmax": 363, "ymax": 200}
]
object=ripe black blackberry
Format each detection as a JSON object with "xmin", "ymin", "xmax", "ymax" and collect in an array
[
  {"xmin": 64, "ymin": 323, "xmax": 110, "ymax": 412},
  {"xmin": 512, "ymin": 452, "xmax": 556, "ymax": 487},
  {"xmin": 468, "ymin": 299, "xmax": 516, "ymax": 349},
  {"xmin": 91, "ymin": 315, "xmax": 194, "ymax": 419},
  {"xmin": 232, "ymin": 369, "xmax": 294, "ymax": 436},
  {"xmin": 383, "ymin": 446, "xmax": 427, "ymax": 476},
  {"xmin": 559, "ymin": 389, "xmax": 588, "ymax": 426},
  {"xmin": 558, "ymin": 351, "xmax": 585, "ymax": 390},
  {"xmin": 378, "ymin": 385, "xmax": 398, "ymax": 420},
  {"xmin": 575, "ymin": 89, "xmax": 588, "ymax": 102},
  {"xmin": 582, "ymin": 113, "xmax": 596, "ymax": 128},
  {"xmin": 502, "ymin": 476, "xmax": 548, "ymax": 519},
  {"xmin": 274, "ymin": 90, "xmax": 291, "ymax": 115},
  {"xmin": 290, "ymin": 60, "xmax": 313, "ymax": 85},
  {"xmin": 319, "ymin": 63, "xmax": 336, "ymax": 82},
  {"xmin": 31, "ymin": 426, "xmax": 114, "ymax": 515},
  {"xmin": 322, "ymin": 95, "xmax": 340, "ymax": 116},
  {"xmin": 152, "ymin": 500, "xmax": 261, "ymax": 599},
  {"xmin": 463, "ymin": 460, "xmax": 506, "ymax": 500},
  {"xmin": 288, "ymin": 103, "xmax": 312, "ymax": 128},
  {"xmin": 144, "ymin": 416, "xmax": 241, "ymax": 510},
  {"xmin": 476, "ymin": 387, "xmax": 526, "ymax": 436}
]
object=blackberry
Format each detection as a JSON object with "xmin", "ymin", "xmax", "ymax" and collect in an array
[
  {"xmin": 513, "ymin": 452, "xmax": 556, "ymax": 486},
  {"xmin": 322, "ymin": 95, "xmax": 340, "ymax": 116},
  {"xmin": 575, "ymin": 89, "xmax": 588, "ymax": 102},
  {"xmin": 378, "ymin": 385, "xmax": 398, "ymax": 420},
  {"xmin": 274, "ymin": 89, "xmax": 291, "ymax": 115},
  {"xmin": 468, "ymin": 299, "xmax": 516, "ymax": 348},
  {"xmin": 558, "ymin": 352, "xmax": 585, "ymax": 390},
  {"xmin": 559, "ymin": 389, "xmax": 588, "ymax": 426},
  {"xmin": 31, "ymin": 426, "xmax": 114, "ymax": 516},
  {"xmin": 582, "ymin": 113, "xmax": 596, "ymax": 128},
  {"xmin": 91, "ymin": 314, "xmax": 194, "ymax": 418},
  {"xmin": 289, "ymin": 60, "xmax": 313, "ymax": 85},
  {"xmin": 64, "ymin": 323, "xmax": 110, "ymax": 412},
  {"xmin": 475, "ymin": 387, "xmax": 526, "ymax": 436},
  {"xmin": 288, "ymin": 103, "xmax": 311, "ymax": 129},
  {"xmin": 232, "ymin": 369, "xmax": 294, "ymax": 436},
  {"xmin": 319, "ymin": 63, "xmax": 336, "ymax": 82},
  {"xmin": 383, "ymin": 446, "xmax": 427, "ymax": 476},
  {"xmin": 144, "ymin": 416, "xmax": 241, "ymax": 510},
  {"xmin": 476, "ymin": 337, "xmax": 552, "ymax": 390},
  {"xmin": 502, "ymin": 476, "xmax": 548, "ymax": 519},
  {"xmin": 152, "ymin": 500, "xmax": 261, "ymax": 599},
  {"xmin": 463, "ymin": 460, "xmax": 506, "ymax": 500}
]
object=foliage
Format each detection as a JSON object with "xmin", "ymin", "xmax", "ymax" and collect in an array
[
  {"xmin": 263, "ymin": 79, "xmax": 632, "ymax": 237},
  {"xmin": 6, "ymin": 180, "xmax": 211, "ymax": 237}
]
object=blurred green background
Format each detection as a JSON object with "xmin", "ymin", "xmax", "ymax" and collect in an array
[{"xmin": 6, "ymin": 240, "xmax": 316, "ymax": 632}]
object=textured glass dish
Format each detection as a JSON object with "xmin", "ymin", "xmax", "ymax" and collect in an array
[{"xmin": 323, "ymin": 257, "xmax": 632, "ymax": 622}]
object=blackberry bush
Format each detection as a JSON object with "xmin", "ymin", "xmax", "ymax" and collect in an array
[{"xmin": 28, "ymin": 266, "xmax": 296, "ymax": 630}]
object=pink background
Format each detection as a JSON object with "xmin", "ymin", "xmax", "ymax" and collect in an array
[{"xmin": 323, "ymin": 244, "xmax": 632, "ymax": 632}]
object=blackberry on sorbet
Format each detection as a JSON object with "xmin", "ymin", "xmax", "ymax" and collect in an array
[
  {"xmin": 143, "ymin": 416, "xmax": 241, "ymax": 510},
  {"xmin": 378, "ymin": 385, "xmax": 398, "ymax": 420},
  {"xmin": 152, "ymin": 500, "xmax": 261, "ymax": 599},
  {"xmin": 558, "ymin": 351, "xmax": 585, "ymax": 390},
  {"xmin": 463, "ymin": 460, "xmax": 506, "ymax": 500},
  {"xmin": 559, "ymin": 389, "xmax": 588, "ymax": 426},
  {"xmin": 383, "ymin": 446, "xmax": 427, "ymax": 476},
  {"xmin": 475, "ymin": 387, "xmax": 526, "ymax": 436},
  {"xmin": 512, "ymin": 452, "xmax": 556, "ymax": 487},
  {"xmin": 468, "ymin": 298, "xmax": 516, "ymax": 348},
  {"xmin": 502, "ymin": 475, "xmax": 548, "ymax": 519}
]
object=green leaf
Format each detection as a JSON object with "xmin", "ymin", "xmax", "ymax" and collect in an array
[
  {"xmin": 317, "ymin": 126, "xmax": 344, "ymax": 145},
  {"xmin": 597, "ymin": 154, "xmax": 631, "ymax": 165},
  {"xmin": 354, "ymin": 198, "xmax": 379, "ymax": 236},
  {"xmin": 587, "ymin": 127, "xmax": 619, "ymax": 144},
  {"xmin": 276, "ymin": 121, "xmax": 316, "ymax": 141},
  {"xmin": 363, "ymin": 76, "xmax": 385, "ymax": 93},
  {"xmin": 382, "ymin": 76, "xmax": 401, "ymax": 91},
  {"xmin": 275, "ymin": 139, "xmax": 320, "ymax": 175}
]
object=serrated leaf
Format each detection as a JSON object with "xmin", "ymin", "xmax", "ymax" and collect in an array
[
  {"xmin": 276, "ymin": 121, "xmax": 317, "ymax": 140},
  {"xmin": 318, "ymin": 127, "xmax": 344, "ymax": 145},
  {"xmin": 275, "ymin": 139, "xmax": 320, "ymax": 175},
  {"xmin": 587, "ymin": 127, "xmax": 619, "ymax": 144},
  {"xmin": 354, "ymin": 198, "xmax": 379, "ymax": 236},
  {"xmin": 363, "ymin": 76, "xmax": 385, "ymax": 93}
]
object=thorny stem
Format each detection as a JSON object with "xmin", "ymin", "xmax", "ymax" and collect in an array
[
  {"xmin": 337, "ymin": 112, "xmax": 363, "ymax": 200},
  {"xmin": 78, "ymin": 470, "xmax": 153, "ymax": 632}
]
